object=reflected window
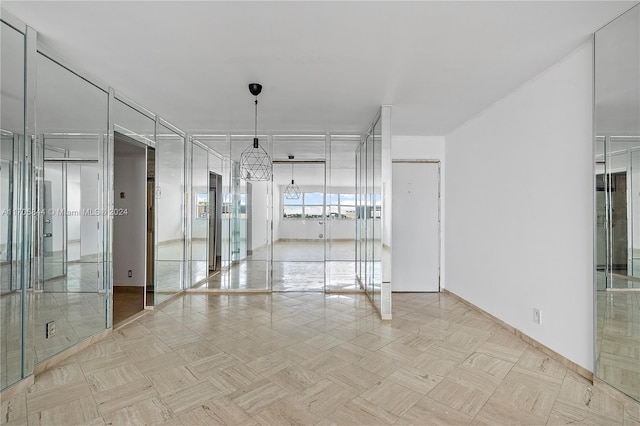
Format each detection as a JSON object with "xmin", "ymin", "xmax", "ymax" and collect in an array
[
  {"xmin": 283, "ymin": 191, "xmax": 356, "ymax": 219},
  {"xmin": 196, "ymin": 193, "xmax": 208, "ymax": 219}
]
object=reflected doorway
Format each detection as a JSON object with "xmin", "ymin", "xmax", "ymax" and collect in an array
[
  {"xmin": 146, "ymin": 147, "xmax": 155, "ymax": 306},
  {"xmin": 608, "ymin": 172, "xmax": 628, "ymax": 276},
  {"xmin": 209, "ymin": 172, "xmax": 222, "ymax": 274}
]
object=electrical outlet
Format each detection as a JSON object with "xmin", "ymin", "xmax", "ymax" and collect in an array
[
  {"xmin": 46, "ymin": 321, "xmax": 56, "ymax": 338},
  {"xmin": 533, "ymin": 308, "xmax": 542, "ymax": 325},
  {"xmin": 128, "ymin": 270, "xmax": 132, "ymax": 278}
]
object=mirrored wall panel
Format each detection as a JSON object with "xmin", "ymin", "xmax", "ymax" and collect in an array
[
  {"xmin": 1, "ymin": 18, "xmax": 27, "ymax": 391},
  {"xmin": 155, "ymin": 123, "xmax": 185, "ymax": 304},
  {"xmin": 594, "ymin": 3, "xmax": 640, "ymax": 402},
  {"xmin": 190, "ymin": 142, "xmax": 209, "ymax": 286},
  {"xmin": 326, "ymin": 135, "xmax": 360, "ymax": 291},
  {"xmin": 34, "ymin": 52, "xmax": 108, "ymax": 363},
  {"xmin": 356, "ymin": 107, "xmax": 392, "ymax": 318},
  {"xmin": 189, "ymin": 135, "xmax": 261, "ymax": 291},
  {"xmin": 228, "ymin": 135, "xmax": 270, "ymax": 290}
]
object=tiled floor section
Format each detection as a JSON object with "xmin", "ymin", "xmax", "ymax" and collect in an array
[{"xmin": 2, "ymin": 292, "xmax": 640, "ymax": 425}]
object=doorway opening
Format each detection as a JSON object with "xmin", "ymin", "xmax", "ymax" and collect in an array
[
  {"xmin": 272, "ymin": 160, "xmax": 326, "ymax": 291},
  {"xmin": 112, "ymin": 132, "xmax": 147, "ymax": 325}
]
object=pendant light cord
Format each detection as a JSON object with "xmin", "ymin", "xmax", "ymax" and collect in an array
[{"xmin": 253, "ymin": 98, "xmax": 258, "ymax": 148}]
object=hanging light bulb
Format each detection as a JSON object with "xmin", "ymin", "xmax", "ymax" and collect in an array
[
  {"xmin": 284, "ymin": 158, "xmax": 301, "ymax": 200},
  {"xmin": 240, "ymin": 83, "xmax": 272, "ymax": 181}
]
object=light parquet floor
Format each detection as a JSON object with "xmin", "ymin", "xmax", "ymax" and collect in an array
[{"xmin": 2, "ymin": 292, "xmax": 639, "ymax": 425}]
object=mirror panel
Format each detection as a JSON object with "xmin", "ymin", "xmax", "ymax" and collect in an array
[
  {"xmin": 191, "ymin": 143, "xmax": 209, "ymax": 286},
  {"xmin": 326, "ymin": 136, "xmax": 359, "ymax": 291},
  {"xmin": 355, "ymin": 108, "xmax": 392, "ymax": 317},
  {"xmin": 155, "ymin": 124, "xmax": 185, "ymax": 304},
  {"xmin": 228, "ymin": 135, "xmax": 269, "ymax": 290},
  {"xmin": 0, "ymin": 20, "xmax": 26, "ymax": 391},
  {"xmin": 34, "ymin": 53, "xmax": 108, "ymax": 363},
  {"xmin": 594, "ymin": 3, "xmax": 640, "ymax": 402}
]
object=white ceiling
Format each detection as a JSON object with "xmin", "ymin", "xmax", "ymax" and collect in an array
[{"xmin": 2, "ymin": 1, "xmax": 636, "ymax": 137}]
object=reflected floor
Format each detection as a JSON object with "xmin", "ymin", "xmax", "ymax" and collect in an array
[
  {"xmin": 1, "ymin": 289, "xmax": 107, "ymax": 390},
  {"xmin": 0, "ymin": 262, "xmax": 16, "ymax": 294},
  {"xmin": 196, "ymin": 241, "xmax": 360, "ymax": 291},
  {"xmin": 4, "ymin": 292, "xmax": 638, "ymax": 425},
  {"xmin": 597, "ymin": 289, "xmax": 640, "ymax": 401},
  {"xmin": 597, "ymin": 270, "xmax": 640, "ymax": 290},
  {"xmin": 43, "ymin": 262, "xmax": 101, "ymax": 293}
]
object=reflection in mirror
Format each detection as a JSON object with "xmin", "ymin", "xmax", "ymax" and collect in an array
[
  {"xmin": 356, "ymin": 127, "xmax": 376, "ymax": 300},
  {"xmin": 366, "ymin": 126, "xmax": 375, "ymax": 303},
  {"xmin": 356, "ymin": 108, "xmax": 392, "ymax": 318},
  {"xmin": 155, "ymin": 124, "xmax": 185, "ymax": 304},
  {"xmin": 373, "ymin": 117, "xmax": 382, "ymax": 306},
  {"xmin": 272, "ymin": 159, "xmax": 325, "ymax": 291},
  {"xmin": 326, "ymin": 136, "xmax": 360, "ymax": 291},
  {"xmin": 208, "ymin": 151, "xmax": 223, "ymax": 278},
  {"xmin": 38, "ymin": 136, "xmax": 104, "ymax": 362},
  {"xmin": 192, "ymin": 134, "xmax": 272, "ymax": 291},
  {"xmin": 191, "ymin": 143, "xmax": 209, "ymax": 286},
  {"xmin": 225, "ymin": 135, "xmax": 269, "ymax": 290},
  {"xmin": 1, "ymin": 20, "xmax": 26, "ymax": 391},
  {"xmin": 594, "ymin": 3, "xmax": 640, "ymax": 402},
  {"xmin": 190, "ymin": 136, "xmax": 233, "ymax": 290},
  {"xmin": 35, "ymin": 51, "xmax": 108, "ymax": 363}
]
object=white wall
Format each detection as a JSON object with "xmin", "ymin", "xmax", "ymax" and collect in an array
[
  {"xmin": 392, "ymin": 136, "xmax": 445, "ymax": 160},
  {"xmin": 113, "ymin": 151, "xmax": 146, "ymax": 286},
  {"xmin": 157, "ymin": 178, "xmax": 183, "ymax": 243},
  {"xmin": 80, "ymin": 164, "xmax": 99, "ymax": 257},
  {"xmin": 445, "ymin": 42, "xmax": 594, "ymax": 370}
]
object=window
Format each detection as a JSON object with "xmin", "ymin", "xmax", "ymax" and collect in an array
[{"xmin": 282, "ymin": 191, "xmax": 356, "ymax": 219}]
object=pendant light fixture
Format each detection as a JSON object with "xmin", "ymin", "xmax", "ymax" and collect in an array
[
  {"xmin": 240, "ymin": 83, "xmax": 272, "ymax": 181},
  {"xmin": 284, "ymin": 156, "xmax": 301, "ymax": 200}
]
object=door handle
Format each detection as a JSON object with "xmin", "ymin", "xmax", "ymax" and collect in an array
[{"xmin": 44, "ymin": 233, "xmax": 52, "ymax": 237}]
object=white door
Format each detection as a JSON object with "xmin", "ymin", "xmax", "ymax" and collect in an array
[{"xmin": 392, "ymin": 161, "xmax": 440, "ymax": 292}]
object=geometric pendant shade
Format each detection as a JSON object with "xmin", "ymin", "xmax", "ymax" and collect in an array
[
  {"xmin": 240, "ymin": 83, "xmax": 272, "ymax": 181},
  {"xmin": 240, "ymin": 138, "xmax": 272, "ymax": 181},
  {"xmin": 284, "ymin": 162, "xmax": 300, "ymax": 199}
]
